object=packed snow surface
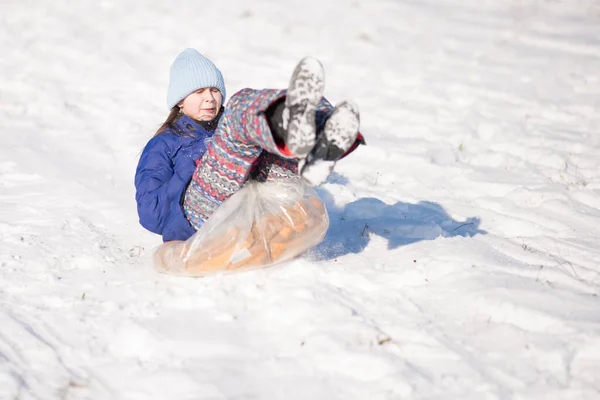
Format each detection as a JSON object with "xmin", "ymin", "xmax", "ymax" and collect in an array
[{"xmin": 1, "ymin": 0, "xmax": 600, "ymax": 399}]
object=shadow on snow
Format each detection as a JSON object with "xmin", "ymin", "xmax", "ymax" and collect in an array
[{"xmin": 312, "ymin": 184, "xmax": 487, "ymax": 260}]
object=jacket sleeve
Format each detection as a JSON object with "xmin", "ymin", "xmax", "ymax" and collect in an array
[{"xmin": 134, "ymin": 137, "xmax": 183, "ymax": 235}]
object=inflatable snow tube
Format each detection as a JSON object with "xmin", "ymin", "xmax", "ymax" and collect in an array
[{"xmin": 153, "ymin": 181, "xmax": 329, "ymax": 276}]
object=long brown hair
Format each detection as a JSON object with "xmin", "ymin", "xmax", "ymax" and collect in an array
[{"xmin": 154, "ymin": 107, "xmax": 181, "ymax": 137}]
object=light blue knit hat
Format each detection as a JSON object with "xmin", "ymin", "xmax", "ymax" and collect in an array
[{"xmin": 166, "ymin": 48, "xmax": 226, "ymax": 110}]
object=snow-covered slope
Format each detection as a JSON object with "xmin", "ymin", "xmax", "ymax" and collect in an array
[{"xmin": 1, "ymin": 0, "xmax": 599, "ymax": 398}]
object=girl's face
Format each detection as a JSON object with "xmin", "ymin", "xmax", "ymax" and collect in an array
[{"xmin": 179, "ymin": 87, "xmax": 222, "ymax": 121}]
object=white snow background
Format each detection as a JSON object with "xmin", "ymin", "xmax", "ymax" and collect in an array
[{"xmin": 1, "ymin": 0, "xmax": 600, "ymax": 399}]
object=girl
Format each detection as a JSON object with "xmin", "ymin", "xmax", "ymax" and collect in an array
[{"xmin": 135, "ymin": 48, "xmax": 364, "ymax": 244}]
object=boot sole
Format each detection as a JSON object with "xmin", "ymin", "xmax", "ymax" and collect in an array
[
  {"xmin": 284, "ymin": 57, "xmax": 325, "ymax": 158},
  {"xmin": 321, "ymin": 101, "xmax": 360, "ymax": 160}
]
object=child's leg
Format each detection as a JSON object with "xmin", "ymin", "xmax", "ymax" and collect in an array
[
  {"xmin": 184, "ymin": 88, "xmax": 286, "ymax": 229},
  {"xmin": 183, "ymin": 59, "xmax": 362, "ymax": 231}
]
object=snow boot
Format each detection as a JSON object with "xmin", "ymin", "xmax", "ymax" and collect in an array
[
  {"xmin": 300, "ymin": 101, "xmax": 360, "ymax": 186},
  {"xmin": 277, "ymin": 57, "xmax": 326, "ymax": 158}
]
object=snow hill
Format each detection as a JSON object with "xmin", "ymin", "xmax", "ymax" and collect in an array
[{"xmin": 1, "ymin": 0, "xmax": 599, "ymax": 399}]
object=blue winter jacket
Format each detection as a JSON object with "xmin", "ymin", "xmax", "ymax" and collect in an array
[{"xmin": 135, "ymin": 115, "xmax": 217, "ymax": 242}]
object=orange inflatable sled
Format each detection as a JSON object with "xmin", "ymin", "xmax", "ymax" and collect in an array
[{"xmin": 153, "ymin": 181, "xmax": 329, "ymax": 276}]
